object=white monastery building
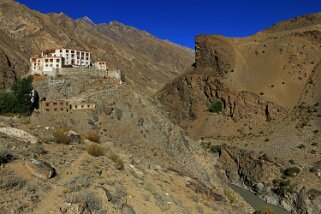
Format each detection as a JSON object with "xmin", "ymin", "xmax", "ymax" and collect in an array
[{"xmin": 30, "ymin": 48, "xmax": 91, "ymax": 75}]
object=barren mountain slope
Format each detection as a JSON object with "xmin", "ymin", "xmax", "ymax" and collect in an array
[
  {"xmin": 0, "ymin": 0, "xmax": 194, "ymax": 92},
  {"xmin": 158, "ymin": 13, "xmax": 321, "ymax": 138}
]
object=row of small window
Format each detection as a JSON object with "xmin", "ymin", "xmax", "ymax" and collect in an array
[
  {"xmin": 45, "ymin": 108, "xmax": 69, "ymax": 112},
  {"xmin": 74, "ymin": 104, "xmax": 92, "ymax": 108},
  {"xmin": 45, "ymin": 59, "xmax": 60, "ymax": 63},
  {"xmin": 45, "ymin": 64, "xmax": 60, "ymax": 67},
  {"xmin": 58, "ymin": 50, "xmax": 89, "ymax": 56},
  {"xmin": 45, "ymin": 102, "xmax": 68, "ymax": 107}
]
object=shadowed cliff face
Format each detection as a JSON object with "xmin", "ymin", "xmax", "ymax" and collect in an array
[
  {"xmin": 158, "ymin": 13, "xmax": 321, "ymax": 138},
  {"xmin": 0, "ymin": 0, "xmax": 194, "ymax": 92}
]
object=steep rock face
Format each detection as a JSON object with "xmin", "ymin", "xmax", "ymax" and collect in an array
[
  {"xmin": 158, "ymin": 13, "xmax": 321, "ymax": 138},
  {"xmin": 0, "ymin": 0, "xmax": 194, "ymax": 92},
  {"xmin": 0, "ymin": 50, "xmax": 16, "ymax": 89},
  {"xmin": 195, "ymin": 35, "xmax": 235, "ymax": 77},
  {"xmin": 159, "ymin": 74, "xmax": 283, "ymax": 123}
]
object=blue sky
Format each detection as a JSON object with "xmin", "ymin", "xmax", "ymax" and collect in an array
[{"xmin": 16, "ymin": 0, "xmax": 321, "ymax": 48}]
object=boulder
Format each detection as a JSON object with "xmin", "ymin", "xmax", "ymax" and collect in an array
[
  {"xmin": 25, "ymin": 159, "xmax": 55, "ymax": 179},
  {"xmin": 67, "ymin": 130, "xmax": 81, "ymax": 144},
  {"xmin": 0, "ymin": 127, "xmax": 38, "ymax": 144}
]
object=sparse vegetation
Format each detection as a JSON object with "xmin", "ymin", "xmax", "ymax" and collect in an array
[
  {"xmin": 272, "ymin": 179, "xmax": 293, "ymax": 196},
  {"xmin": 284, "ymin": 167, "xmax": 300, "ymax": 177},
  {"xmin": 0, "ymin": 144, "xmax": 13, "ymax": 164},
  {"xmin": 209, "ymin": 144, "xmax": 221, "ymax": 154},
  {"xmin": 254, "ymin": 207, "xmax": 274, "ymax": 214},
  {"xmin": 53, "ymin": 128, "xmax": 70, "ymax": 144},
  {"xmin": 0, "ymin": 173, "xmax": 25, "ymax": 190},
  {"xmin": 297, "ymin": 144, "xmax": 305, "ymax": 150},
  {"xmin": 288, "ymin": 159, "xmax": 296, "ymax": 165},
  {"xmin": 85, "ymin": 143, "xmax": 105, "ymax": 157},
  {"xmin": 108, "ymin": 152, "xmax": 124, "ymax": 170},
  {"xmin": 224, "ymin": 188, "xmax": 237, "ymax": 204},
  {"xmin": 84, "ymin": 131, "xmax": 100, "ymax": 143},
  {"xmin": 64, "ymin": 175, "xmax": 91, "ymax": 193},
  {"xmin": 65, "ymin": 191, "xmax": 103, "ymax": 212},
  {"xmin": 208, "ymin": 100, "xmax": 224, "ymax": 113}
]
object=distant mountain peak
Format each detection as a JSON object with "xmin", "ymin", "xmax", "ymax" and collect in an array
[{"xmin": 81, "ymin": 16, "xmax": 95, "ymax": 25}]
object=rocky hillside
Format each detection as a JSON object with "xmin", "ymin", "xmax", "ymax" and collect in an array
[
  {"xmin": 0, "ymin": 0, "xmax": 194, "ymax": 92},
  {"xmin": 157, "ymin": 12, "xmax": 321, "ymax": 138}
]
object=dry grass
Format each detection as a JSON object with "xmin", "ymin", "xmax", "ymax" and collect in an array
[
  {"xmin": 32, "ymin": 74, "xmax": 47, "ymax": 81},
  {"xmin": 0, "ymin": 171, "xmax": 25, "ymax": 190},
  {"xmin": 0, "ymin": 143, "xmax": 13, "ymax": 164},
  {"xmin": 108, "ymin": 152, "xmax": 124, "ymax": 170},
  {"xmin": 86, "ymin": 143, "xmax": 104, "ymax": 157},
  {"xmin": 53, "ymin": 128, "xmax": 70, "ymax": 144},
  {"xmin": 84, "ymin": 131, "xmax": 100, "ymax": 143}
]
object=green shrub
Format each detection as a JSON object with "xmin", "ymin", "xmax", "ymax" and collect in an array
[
  {"xmin": 208, "ymin": 100, "xmax": 224, "ymax": 113},
  {"xmin": 0, "ymin": 92, "xmax": 17, "ymax": 115},
  {"xmin": 0, "ymin": 76, "xmax": 34, "ymax": 116},
  {"xmin": 284, "ymin": 167, "xmax": 300, "ymax": 177},
  {"xmin": 209, "ymin": 145, "xmax": 221, "ymax": 154},
  {"xmin": 272, "ymin": 179, "xmax": 290, "ymax": 196}
]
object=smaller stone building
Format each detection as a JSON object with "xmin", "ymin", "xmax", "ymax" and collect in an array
[
  {"xmin": 40, "ymin": 100, "xmax": 70, "ymax": 113},
  {"xmin": 70, "ymin": 103, "xmax": 96, "ymax": 110},
  {"xmin": 94, "ymin": 61, "xmax": 107, "ymax": 70},
  {"xmin": 107, "ymin": 70, "xmax": 122, "ymax": 80}
]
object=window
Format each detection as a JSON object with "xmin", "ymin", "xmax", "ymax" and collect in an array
[
  {"xmin": 45, "ymin": 59, "xmax": 49, "ymax": 63},
  {"xmin": 87, "ymin": 105, "xmax": 90, "ymax": 108},
  {"xmin": 60, "ymin": 108, "xmax": 63, "ymax": 111},
  {"xmin": 46, "ymin": 109, "xmax": 49, "ymax": 112},
  {"xmin": 75, "ymin": 105, "xmax": 77, "ymax": 108},
  {"xmin": 60, "ymin": 50, "xmax": 62, "ymax": 53},
  {"xmin": 81, "ymin": 105, "xmax": 84, "ymax": 108},
  {"xmin": 46, "ymin": 103, "xmax": 49, "ymax": 107},
  {"xmin": 45, "ymin": 64, "xmax": 48, "ymax": 67},
  {"xmin": 54, "ymin": 108, "xmax": 57, "ymax": 111},
  {"xmin": 53, "ymin": 102, "xmax": 57, "ymax": 106}
]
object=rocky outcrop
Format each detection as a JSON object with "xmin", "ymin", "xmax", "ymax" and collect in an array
[
  {"xmin": 158, "ymin": 73, "xmax": 284, "ymax": 128},
  {"xmin": 67, "ymin": 130, "xmax": 81, "ymax": 144},
  {"xmin": 25, "ymin": 159, "xmax": 55, "ymax": 179},
  {"xmin": 195, "ymin": 35, "xmax": 235, "ymax": 77},
  {"xmin": 0, "ymin": 127, "xmax": 38, "ymax": 144},
  {"xmin": 217, "ymin": 145, "xmax": 321, "ymax": 214}
]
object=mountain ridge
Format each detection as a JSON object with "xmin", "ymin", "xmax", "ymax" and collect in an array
[{"xmin": 0, "ymin": 0, "xmax": 194, "ymax": 92}]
